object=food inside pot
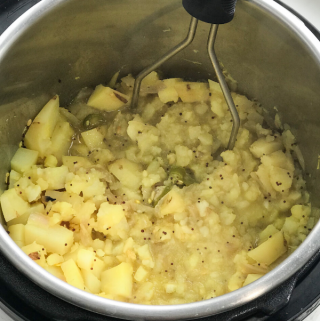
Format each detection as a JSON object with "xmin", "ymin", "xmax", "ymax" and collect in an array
[{"xmin": 1, "ymin": 71, "xmax": 314, "ymax": 304}]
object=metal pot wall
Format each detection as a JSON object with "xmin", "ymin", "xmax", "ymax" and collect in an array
[{"xmin": 0, "ymin": 0, "xmax": 320, "ymax": 320}]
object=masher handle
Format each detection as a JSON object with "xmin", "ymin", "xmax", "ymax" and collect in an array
[{"xmin": 182, "ymin": 0, "xmax": 237, "ymax": 24}]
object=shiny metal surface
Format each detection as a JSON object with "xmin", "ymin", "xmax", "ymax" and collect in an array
[
  {"xmin": 131, "ymin": 17, "xmax": 198, "ymax": 109},
  {"xmin": 0, "ymin": 0, "xmax": 319, "ymax": 320},
  {"xmin": 207, "ymin": 24, "xmax": 240, "ymax": 150},
  {"xmin": 132, "ymin": 17, "xmax": 239, "ymax": 151}
]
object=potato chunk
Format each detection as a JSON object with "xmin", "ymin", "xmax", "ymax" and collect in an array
[
  {"xmin": 269, "ymin": 166, "xmax": 293, "ymax": 192},
  {"xmin": 24, "ymin": 224, "xmax": 73, "ymax": 255},
  {"xmin": 97, "ymin": 202, "xmax": 125, "ymax": 229},
  {"xmin": 81, "ymin": 128, "xmax": 107, "ymax": 150},
  {"xmin": 158, "ymin": 87, "xmax": 179, "ymax": 103},
  {"xmin": 159, "ymin": 187, "xmax": 185, "ymax": 216},
  {"xmin": 101, "ymin": 262, "xmax": 133, "ymax": 298},
  {"xmin": 250, "ymin": 138, "xmax": 282, "ymax": 158},
  {"xmin": 8, "ymin": 224, "xmax": 25, "ymax": 248},
  {"xmin": 61, "ymin": 259, "xmax": 84, "ymax": 290},
  {"xmin": 243, "ymin": 274, "xmax": 264, "ymax": 287},
  {"xmin": 24, "ymin": 96, "xmax": 60, "ymax": 157},
  {"xmin": 109, "ymin": 159, "xmax": 142, "ymax": 190},
  {"xmin": 259, "ymin": 224, "xmax": 279, "ymax": 245},
  {"xmin": 11, "ymin": 148, "xmax": 39, "ymax": 173},
  {"xmin": 82, "ymin": 270, "xmax": 101, "ymax": 294},
  {"xmin": 0, "ymin": 188, "xmax": 30, "ymax": 222},
  {"xmin": 49, "ymin": 121, "xmax": 74, "ymax": 162},
  {"xmin": 248, "ymin": 231, "xmax": 287, "ymax": 265},
  {"xmin": 77, "ymin": 249, "xmax": 95, "ymax": 271},
  {"xmin": 62, "ymin": 156, "xmax": 92, "ymax": 172},
  {"xmin": 21, "ymin": 242, "xmax": 47, "ymax": 268},
  {"xmin": 38, "ymin": 166, "xmax": 69, "ymax": 190},
  {"xmin": 87, "ymin": 85, "xmax": 129, "ymax": 111},
  {"xmin": 7, "ymin": 203, "xmax": 44, "ymax": 227},
  {"xmin": 174, "ymin": 82, "xmax": 209, "ymax": 103}
]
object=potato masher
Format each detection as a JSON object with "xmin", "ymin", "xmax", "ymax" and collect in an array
[{"xmin": 131, "ymin": 0, "xmax": 240, "ymax": 150}]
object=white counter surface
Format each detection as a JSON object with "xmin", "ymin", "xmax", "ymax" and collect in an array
[{"xmin": 0, "ymin": 0, "xmax": 319, "ymax": 320}]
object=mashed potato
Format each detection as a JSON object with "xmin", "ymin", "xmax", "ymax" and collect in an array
[{"xmin": 1, "ymin": 72, "xmax": 314, "ymax": 305}]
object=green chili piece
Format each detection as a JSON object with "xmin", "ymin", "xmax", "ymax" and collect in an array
[
  {"xmin": 82, "ymin": 113, "xmax": 105, "ymax": 130},
  {"xmin": 153, "ymin": 185, "xmax": 171, "ymax": 206},
  {"xmin": 184, "ymin": 168, "xmax": 196, "ymax": 186},
  {"xmin": 169, "ymin": 166, "xmax": 186, "ymax": 185},
  {"xmin": 184, "ymin": 173, "xmax": 196, "ymax": 186}
]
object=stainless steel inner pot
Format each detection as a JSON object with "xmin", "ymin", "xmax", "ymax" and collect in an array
[{"xmin": 0, "ymin": 0, "xmax": 320, "ymax": 320}]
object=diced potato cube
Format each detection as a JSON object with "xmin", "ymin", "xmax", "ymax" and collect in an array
[
  {"xmin": 70, "ymin": 143, "xmax": 90, "ymax": 157},
  {"xmin": 104, "ymin": 239, "xmax": 113, "ymax": 255},
  {"xmin": 250, "ymin": 138, "xmax": 283, "ymax": 158},
  {"xmin": 24, "ymin": 96, "xmax": 60, "ymax": 157},
  {"xmin": 27, "ymin": 213, "xmax": 49, "ymax": 228},
  {"xmin": 0, "ymin": 188, "xmax": 30, "ymax": 222},
  {"xmin": 21, "ymin": 242, "xmax": 47, "ymax": 268},
  {"xmin": 123, "ymin": 237, "xmax": 136, "ymax": 253},
  {"xmin": 248, "ymin": 231, "xmax": 287, "ymax": 265},
  {"xmin": 51, "ymin": 202, "xmax": 75, "ymax": 221},
  {"xmin": 24, "ymin": 224, "xmax": 73, "ymax": 255},
  {"xmin": 109, "ymin": 159, "xmax": 142, "ymax": 190},
  {"xmin": 7, "ymin": 203, "xmax": 44, "ymax": 227},
  {"xmin": 282, "ymin": 217, "xmax": 300, "ymax": 235},
  {"xmin": 261, "ymin": 151, "xmax": 294, "ymax": 172},
  {"xmin": 259, "ymin": 224, "xmax": 279, "ymax": 245},
  {"xmin": 90, "ymin": 149, "xmax": 115, "ymax": 166},
  {"xmin": 228, "ymin": 272, "xmax": 246, "ymax": 291},
  {"xmin": 269, "ymin": 166, "xmax": 293, "ymax": 192},
  {"xmin": 158, "ymin": 87, "xmax": 179, "ymax": 103},
  {"xmin": 134, "ymin": 266, "xmax": 148, "ymax": 282},
  {"xmin": 44, "ymin": 266, "xmax": 65, "ymax": 281},
  {"xmin": 81, "ymin": 128, "xmax": 107, "ymax": 150},
  {"xmin": 61, "ymin": 259, "xmax": 85, "ymax": 290},
  {"xmin": 77, "ymin": 249, "xmax": 95, "ymax": 271},
  {"xmin": 8, "ymin": 224, "xmax": 25, "ymax": 248},
  {"xmin": 243, "ymin": 274, "xmax": 264, "ymax": 287},
  {"xmin": 39, "ymin": 166, "xmax": 69, "ymax": 190},
  {"xmin": 291, "ymin": 205, "xmax": 311, "ymax": 220},
  {"xmin": 142, "ymin": 71, "xmax": 160, "ymax": 86},
  {"xmin": 91, "ymin": 257, "xmax": 105, "ymax": 279},
  {"xmin": 208, "ymin": 79, "xmax": 223, "ymax": 95},
  {"xmin": 24, "ymin": 184, "xmax": 41, "ymax": 203},
  {"xmin": 174, "ymin": 82, "xmax": 209, "ymax": 103},
  {"xmin": 210, "ymin": 97, "xmax": 225, "ymax": 117},
  {"xmin": 255, "ymin": 164, "xmax": 276, "ymax": 197},
  {"xmin": 62, "ymin": 156, "xmax": 92, "ymax": 172},
  {"xmin": 47, "ymin": 253, "xmax": 64, "ymax": 266},
  {"xmin": 101, "ymin": 262, "xmax": 133, "ymax": 298},
  {"xmin": 82, "ymin": 269, "xmax": 101, "ymax": 294},
  {"xmin": 165, "ymin": 283, "xmax": 177, "ymax": 294},
  {"xmin": 159, "ymin": 187, "xmax": 185, "ymax": 216},
  {"xmin": 49, "ymin": 121, "xmax": 74, "ymax": 162},
  {"xmin": 87, "ymin": 85, "xmax": 129, "ymax": 111},
  {"xmin": 92, "ymin": 239, "xmax": 105, "ymax": 250},
  {"xmin": 44, "ymin": 155, "xmax": 58, "ymax": 168},
  {"xmin": 9, "ymin": 170, "xmax": 21, "ymax": 189},
  {"xmin": 11, "ymin": 148, "xmax": 39, "ymax": 173},
  {"xmin": 136, "ymin": 244, "xmax": 154, "ymax": 268},
  {"xmin": 97, "ymin": 202, "xmax": 125, "ymax": 229},
  {"xmin": 219, "ymin": 211, "xmax": 237, "ymax": 225}
]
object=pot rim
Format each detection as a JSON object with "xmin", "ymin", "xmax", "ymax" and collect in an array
[{"xmin": 0, "ymin": 0, "xmax": 320, "ymax": 320}]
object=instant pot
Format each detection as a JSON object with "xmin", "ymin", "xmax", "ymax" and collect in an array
[{"xmin": 0, "ymin": 0, "xmax": 320, "ymax": 320}]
